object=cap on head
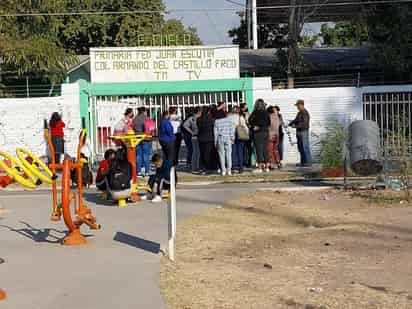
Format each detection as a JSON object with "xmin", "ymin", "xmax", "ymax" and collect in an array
[{"xmin": 295, "ymin": 99, "xmax": 304, "ymax": 106}]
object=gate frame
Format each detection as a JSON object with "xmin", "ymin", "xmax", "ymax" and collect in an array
[{"xmin": 79, "ymin": 78, "xmax": 254, "ymax": 162}]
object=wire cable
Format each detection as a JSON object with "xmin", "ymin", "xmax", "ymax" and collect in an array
[{"xmin": 0, "ymin": 0, "xmax": 411, "ymax": 17}]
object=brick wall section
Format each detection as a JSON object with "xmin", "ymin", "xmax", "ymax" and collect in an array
[{"xmin": 0, "ymin": 83, "xmax": 81, "ymax": 159}]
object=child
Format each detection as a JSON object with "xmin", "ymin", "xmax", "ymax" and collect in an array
[
  {"xmin": 96, "ymin": 149, "xmax": 116, "ymax": 191},
  {"xmin": 148, "ymin": 153, "xmax": 173, "ymax": 203},
  {"xmin": 49, "ymin": 112, "xmax": 65, "ymax": 164}
]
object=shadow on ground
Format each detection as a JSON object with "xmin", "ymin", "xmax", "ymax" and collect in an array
[
  {"xmin": 114, "ymin": 231, "xmax": 160, "ymax": 254},
  {"xmin": 0, "ymin": 221, "xmax": 67, "ymax": 244}
]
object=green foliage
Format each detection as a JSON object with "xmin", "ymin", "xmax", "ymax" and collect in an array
[
  {"xmin": 299, "ymin": 34, "xmax": 320, "ymax": 48},
  {"xmin": 320, "ymin": 22, "xmax": 369, "ymax": 47},
  {"xmin": 228, "ymin": 14, "xmax": 288, "ymax": 49},
  {"xmin": 367, "ymin": 4, "xmax": 412, "ymax": 80},
  {"xmin": 0, "ymin": 0, "xmax": 201, "ymax": 83},
  {"xmin": 320, "ymin": 123, "xmax": 346, "ymax": 169}
]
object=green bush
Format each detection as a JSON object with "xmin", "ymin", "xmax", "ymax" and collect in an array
[{"xmin": 320, "ymin": 123, "xmax": 346, "ymax": 169}]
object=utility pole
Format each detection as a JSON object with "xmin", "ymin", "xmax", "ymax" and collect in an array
[
  {"xmin": 252, "ymin": 0, "xmax": 258, "ymax": 49},
  {"xmin": 247, "ymin": 0, "xmax": 251, "ymax": 49}
]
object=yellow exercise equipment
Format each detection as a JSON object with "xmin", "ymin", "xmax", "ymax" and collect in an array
[
  {"xmin": 0, "ymin": 150, "xmax": 39, "ymax": 189},
  {"xmin": 16, "ymin": 148, "xmax": 54, "ymax": 184}
]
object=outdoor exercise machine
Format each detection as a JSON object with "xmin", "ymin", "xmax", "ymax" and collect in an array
[
  {"xmin": 110, "ymin": 131, "xmax": 152, "ymax": 207},
  {"xmin": 0, "ymin": 118, "xmax": 100, "ymax": 245},
  {"xmin": 45, "ymin": 118, "xmax": 100, "ymax": 245}
]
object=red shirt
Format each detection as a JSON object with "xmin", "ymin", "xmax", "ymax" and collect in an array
[
  {"xmin": 96, "ymin": 159, "xmax": 109, "ymax": 182},
  {"xmin": 50, "ymin": 120, "xmax": 65, "ymax": 137}
]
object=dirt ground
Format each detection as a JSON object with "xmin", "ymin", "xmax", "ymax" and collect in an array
[{"xmin": 160, "ymin": 189, "xmax": 412, "ymax": 309}]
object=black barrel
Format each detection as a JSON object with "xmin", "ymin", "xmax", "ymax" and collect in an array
[{"xmin": 349, "ymin": 120, "xmax": 383, "ymax": 176}]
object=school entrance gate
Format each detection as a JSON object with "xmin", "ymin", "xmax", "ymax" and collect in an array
[{"xmin": 84, "ymin": 79, "xmax": 254, "ymax": 162}]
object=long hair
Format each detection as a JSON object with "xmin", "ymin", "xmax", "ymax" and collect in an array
[
  {"xmin": 254, "ymin": 99, "xmax": 266, "ymax": 112},
  {"xmin": 50, "ymin": 112, "xmax": 61, "ymax": 128}
]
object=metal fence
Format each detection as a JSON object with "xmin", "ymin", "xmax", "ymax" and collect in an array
[
  {"xmin": 363, "ymin": 92, "xmax": 412, "ymax": 159},
  {"xmin": 89, "ymin": 90, "xmax": 244, "ymax": 160}
]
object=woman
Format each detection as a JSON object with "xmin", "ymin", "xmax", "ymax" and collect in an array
[
  {"xmin": 267, "ymin": 106, "xmax": 281, "ymax": 169},
  {"xmin": 197, "ymin": 106, "xmax": 215, "ymax": 174},
  {"xmin": 248, "ymin": 99, "xmax": 270, "ymax": 173},
  {"xmin": 214, "ymin": 109, "xmax": 235, "ymax": 176},
  {"xmin": 159, "ymin": 110, "xmax": 176, "ymax": 162},
  {"xmin": 49, "ymin": 112, "xmax": 65, "ymax": 164},
  {"xmin": 113, "ymin": 108, "xmax": 134, "ymax": 148},
  {"xmin": 228, "ymin": 106, "xmax": 249, "ymax": 173},
  {"xmin": 169, "ymin": 107, "xmax": 182, "ymax": 166},
  {"xmin": 274, "ymin": 105, "xmax": 286, "ymax": 163},
  {"xmin": 240, "ymin": 103, "xmax": 252, "ymax": 167}
]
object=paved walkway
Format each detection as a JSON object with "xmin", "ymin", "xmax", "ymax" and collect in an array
[{"xmin": 0, "ymin": 181, "xmax": 338, "ymax": 309}]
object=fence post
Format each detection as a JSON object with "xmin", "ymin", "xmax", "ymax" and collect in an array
[{"xmin": 167, "ymin": 166, "xmax": 177, "ymax": 261}]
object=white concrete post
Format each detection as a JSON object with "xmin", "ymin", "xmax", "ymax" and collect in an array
[
  {"xmin": 252, "ymin": 0, "xmax": 258, "ymax": 50},
  {"xmin": 167, "ymin": 166, "xmax": 177, "ymax": 261}
]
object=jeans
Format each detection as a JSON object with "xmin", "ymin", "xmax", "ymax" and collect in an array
[
  {"xmin": 217, "ymin": 138, "xmax": 232, "ymax": 173},
  {"xmin": 297, "ymin": 130, "xmax": 312, "ymax": 165},
  {"xmin": 232, "ymin": 141, "xmax": 245, "ymax": 171},
  {"xmin": 183, "ymin": 132, "xmax": 193, "ymax": 167},
  {"xmin": 160, "ymin": 140, "xmax": 175, "ymax": 163},
  {"xmin": 278, "ymin": 136, "xmax": 284, "ymax": 161},
  {"xmin": 191, "ymin": 137, "xmax": 200, "ymax": 171},
  {"xmin": 136, "ymin": 141, "xmax": 152, "ymax": 175}
]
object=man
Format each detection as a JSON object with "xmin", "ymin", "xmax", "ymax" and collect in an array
[
  {"xmin": 289, "ymin": 100, "xmax": 312, "ymax": 167},
  {"xmin": 132, "ymin": 107, "xmax": 149, "ymax": 176},
  {"xmin": 182, "ymin": 107, "xmax": 202, "ymax": 172}
]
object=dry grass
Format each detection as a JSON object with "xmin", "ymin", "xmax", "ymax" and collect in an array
[{"xmin": 161, "ymin": 190, "xmax": 412, "ymax": 309}]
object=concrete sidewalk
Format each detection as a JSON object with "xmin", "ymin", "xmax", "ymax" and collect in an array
[{"xmin": 0, "ymin": 183, "xmax": 291, "ymax": 309}]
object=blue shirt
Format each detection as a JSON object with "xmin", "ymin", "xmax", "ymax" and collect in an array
[{"xmin": 159, "ymin": 118, "xmax": 176, "ymax": 143}]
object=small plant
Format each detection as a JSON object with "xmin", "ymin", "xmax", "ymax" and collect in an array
[{"xmin": 320, "ymin": 123, "xmax": 346, "ymax": 170}]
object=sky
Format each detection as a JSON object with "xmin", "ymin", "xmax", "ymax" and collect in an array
[
  {"xmin": 164, "ymin": 0, "xmax": 323, "ymax": 45},
  {"xmin": 164, "ymin": 0, "xmax": 247, "ymax": 45}
]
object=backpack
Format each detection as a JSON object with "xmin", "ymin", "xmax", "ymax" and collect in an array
[
  {"xmin": 70, "ymin": 154, "xmax": 93, "ymax": 187},
  {"xmin": 108, "ymin": 162, "xmax": 132, "ymax": 191},
  {"xmin": 144, "ymin": 117, "xmax": 156, "ymax": 135}
]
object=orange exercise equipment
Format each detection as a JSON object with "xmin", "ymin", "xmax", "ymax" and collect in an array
[
  {"xmin": 110, "ymin": 132, "xmax": 151, "ymax": 206},
  {"xmin": 45, "ymin": 118, "xmax": 100, "ymax": 245},
  {"xmin": 0, "ymin": 288, "xmax": 5, "ymax": 301}
]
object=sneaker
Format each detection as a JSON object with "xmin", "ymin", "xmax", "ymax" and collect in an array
[
  {"xmin": 222, "ymin": 171, "xmax": 227, "ymax": 176},
  {"xmin": 217, "ymin": 169, "xmax": 221, "ymax": 174},
  {"xmin": 151, "ymin": 195, "xmax": 162, "ymax": 203},
  {"xmin": 265, "ymin": 168, "xmax": 270, "ymax": 173},
  {"xmin": 253, "ymin": 168, "xmax": 263, "ymax": 174},
  {"xmin": 227, "ymin": 171, "xmax": 232, "ymax": 176}
]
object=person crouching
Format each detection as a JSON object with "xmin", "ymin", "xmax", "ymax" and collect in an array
[
  {"xmin": 148, "ymin": 153, "xmax": 173, "ymax": 203},
  {"xmin": 96, "ymin": 149, "xmax": 116, "ymax": 193}
]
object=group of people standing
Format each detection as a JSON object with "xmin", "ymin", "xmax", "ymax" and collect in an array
[{"xmin": 157, "ymin": 99, "xmax": 309, "ymax": 176}]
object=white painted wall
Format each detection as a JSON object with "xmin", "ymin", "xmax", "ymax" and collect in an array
[
  {"xmin": 0, "ymin": 83, "xmax": 81, "ymax": 159},
  {"xmin": 252, "ymin": 78, "xmax": 363, "ymax": 163}
]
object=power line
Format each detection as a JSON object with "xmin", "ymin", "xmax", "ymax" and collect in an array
[
  {"xmin": 258, "ymin": 0, "xmax": 412, "ymax": 10},
  {"xmin": 224, "ymin": 0, "xmax": 246, "ymax": 8},
  {"xmin": 0, "ymin": 0, "xmax": 412, "ymax": 17}
]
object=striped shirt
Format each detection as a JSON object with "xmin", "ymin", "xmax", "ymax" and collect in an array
[{"xmin": 214, "ymin": 117, "xmax": 235, "ymax": 143}]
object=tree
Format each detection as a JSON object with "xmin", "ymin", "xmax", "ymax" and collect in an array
[
  {"xmin": 0, "ymin": 0, "xmax": 201, "ymax": 84},
  {"xmin": 58, "ymin": 0, "xmax": 201, "ymax": 54},
  {"xmin": 320, "ymin": 22, "xmax": 368, "ymax": 47},
  {"xmin": 0, "ymin": 0, "xmax": 76, "ymax": 83},
  {"xmin": 228, "ymin": 13, "xmax": 288, "ymax": 49},
  {"xmin": 366, "ymin": 3, "xmax": 412, "ymax": 80}
]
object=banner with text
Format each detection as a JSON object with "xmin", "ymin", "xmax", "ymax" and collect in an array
[{"xmin": 90, "ymin": 45, "xmax": 239, "ymax": 83}]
